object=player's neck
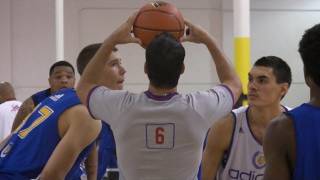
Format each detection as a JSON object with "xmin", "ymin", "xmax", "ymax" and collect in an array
[
  {"xmin": 249, "ymin": 104, "xmax": 284, "ymax": 127},
  {"xmin": 3, "ymin": 96, "xmax": 16, "ymax": 102},
  {"xmin": 5, "ymin": 98, "xmax": 16, "ymax": 101},
  {"xmin": 148, "ymin": 84, "xmax": 177, "ymax": 96},
  {"xmin": 309, "ymin": 87, "xmax": 320, "ymax": 107}
]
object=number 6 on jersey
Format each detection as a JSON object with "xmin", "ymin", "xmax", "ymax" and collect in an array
[{"xmin": 146, "ymin": 123, "xmax": 175, "ymax": 149}]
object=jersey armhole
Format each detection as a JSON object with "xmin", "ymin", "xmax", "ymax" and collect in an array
[{"xmin": 86, "ymin": 85, "xmax": 101, "ymax": 119}]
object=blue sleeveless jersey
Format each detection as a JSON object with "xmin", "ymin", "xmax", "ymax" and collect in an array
[
  {"xmin": 286, "ymin": 103, "xmax": 320, "ymax": 180},
  {"xmin": 31, "ymin": 88, "xmax": 51, "ymax": 106},
  {"xmin": 0, "ymin": 88, "xmax": 93, "ymax": 179},
  {"xmin": 97, "ymin": 121, "xmax": 118, "ymax": 180},
  {"xmin": 32, "ymin": 88, "xmax": 84, "ymax": 179}
]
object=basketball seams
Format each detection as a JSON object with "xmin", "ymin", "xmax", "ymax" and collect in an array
[
  {"xmin": 134, "ymin": 9, "xmax": 184, "ymax": 31},
  {"xmin": 133, "ymin": 2, "xmax": 185, "ymax": 47}
]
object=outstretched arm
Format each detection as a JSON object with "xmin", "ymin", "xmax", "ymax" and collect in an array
[
  {"xmin": 11, "ymin": 97, "xmax": 34, "ymax": 131},
  {"xmin": 202, "ymin": 114, "xmax": 234, "ymax": 180},
  {"xmin": 76, "ymin": 12, "xmax": 141, "ymax": 105},
  {"xmin": 182, "ymin": 20, "xmax": 242, "ymax": 103},
  {"xmin": 39, "ymin": 105, "xmax": 101, "ymax": 180},
  {"xmin": 263, "ymin": 114, "xmax": 295, "ymax": 180}
]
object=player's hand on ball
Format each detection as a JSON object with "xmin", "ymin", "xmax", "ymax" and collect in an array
[
  {"xmin": 181, "ymin": 19, "xmax": 212, "ymax": 45},
  {"xmin": 108, "ymin": 12, "xmax": 142, "ymax": 46}
]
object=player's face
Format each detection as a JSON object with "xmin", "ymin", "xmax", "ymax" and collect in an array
[
  {"xmin": 49, "ymin": 66, "xmax": 75, "ymax": 93},
  {"xmin": 101, "ymin": 52, "xmax": 126, "ymax": 90},
  {"xmin": 247, "ymin": 66, "xmax": 287, "ymax": 107}
]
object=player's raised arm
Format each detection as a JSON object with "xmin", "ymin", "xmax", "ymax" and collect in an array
[
  {"xmin": 76, "ymin": 12, "xmax": 141, "ymax": 105},
  {"xmin": 182, "ymin": 19, "xmax": 242, "ymax": 103}
]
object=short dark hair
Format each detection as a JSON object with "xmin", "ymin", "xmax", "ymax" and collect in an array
[
  {"xmin": 299, "ymin": 23, "xmax": 320, "ymax": 86},
  {"xmin": 76, "ymin": 43, "xmax": 118, "ymax": 75},
  {"xmin": 254, "ymin": 56, "xmax": 292, "ymax": 87},
  {"xmin": 49, "ymin": 60, "xmax": 75, "ymax": 76},
  {"xmin": 145, "ymin": 33, "xmax": 185, "ymax": 89}
]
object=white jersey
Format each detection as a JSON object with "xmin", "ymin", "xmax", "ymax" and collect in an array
[
  {"xmin": 0, "ymin": 100, "xmax": 21, "ymax": 140},
  {"xmin": 217, "ymin": 106, "xmax": 290, "ymax": 180},
  {"xmin": 88, "ymin": 85, "xmax": 234, "ymax": 180}
]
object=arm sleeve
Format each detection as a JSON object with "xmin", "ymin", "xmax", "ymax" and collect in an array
[
  {"xmin": 87, "ymin": 86, "xmax": 129, "ymax": 125},
  {"xmin": 187, "ymin": 85, "xmax": 234, "ymax": 126}
]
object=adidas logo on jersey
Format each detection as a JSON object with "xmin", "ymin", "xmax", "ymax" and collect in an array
[
  {"xmin": 228, "ymin": 168, "xmax": 263, "ymax": 180},
  {"xmin": 50, "ymin": 94, "xmax": 64, "ymax": 101}
]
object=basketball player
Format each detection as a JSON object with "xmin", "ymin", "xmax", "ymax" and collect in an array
[
  {"xmin": 202, "ymin": 56, "xmax": 292, "ymax": 180},
  {"xmin": 11, "ymin": 60, "xmax": 75, "ymax": 131},
  {"xmin": 263, "ymin": 24, "xmax": 320, "ymax": 180},
  {"xmin": 76, "ymin": 43, "xmax": 125, "ymax": 180},
  {"xmin": 0, "ymin": 61, "xmax": 103, "ymax": 179},
  {"xmin": 77, "ymin": 12, "xmax": 241, "ymax": 179},
  {"xmin": 0, "ymin": 87, "xmax": 101, "ymax": 179},
  {"xmin": 0, "ymin": 82, "xmax": 21, "ymax": 140}
]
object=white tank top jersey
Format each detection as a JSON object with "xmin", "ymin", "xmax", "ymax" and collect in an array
[
  {"xmin": 216, "ymin": 106, "xmax": 290, "ymax": 180},
  {"xmin": 0, "ymin": 100, "xmax": 21, "ymax": 140},
  {"xmin": 88, "ymin": 85, "xmax": 234, "ymax": 180}
]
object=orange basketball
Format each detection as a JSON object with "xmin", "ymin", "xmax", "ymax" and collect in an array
[{"xmin": 133, "ymin": 1, "xmax": 185, "ymax": 48}]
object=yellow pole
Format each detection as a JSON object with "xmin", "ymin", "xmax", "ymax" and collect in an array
[{"xmin": 234, "ymin": 0, "xmax": 251, "ymax": 106}]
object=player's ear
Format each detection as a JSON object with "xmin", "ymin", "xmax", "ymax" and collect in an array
[{"xmin": 280, "ymin": 82, "xmax": 289, "ymax": 98}]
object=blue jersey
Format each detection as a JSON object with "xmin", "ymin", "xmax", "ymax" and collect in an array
[
  {"xmin": 32, "ymin": 88, "xmax": 84, "ymax": 179},
  {"xmin": 286, "ymin": 103, "xmax": 320, "ymax": 180},
  {"xmin": 31, "ymin": 88, "xmax": 51, "ymax": 106},
  {"xmin": 0, "ymin": 88, "xmax": 93, "ymax": 179},
  {"xmin": 97, "ymin": 122, "xmax": 118, "ymax": 180}
]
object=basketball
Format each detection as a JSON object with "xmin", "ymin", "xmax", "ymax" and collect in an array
[{"xmin": 133, "ymin": 1, "xmax": 185, "ymax": 48}]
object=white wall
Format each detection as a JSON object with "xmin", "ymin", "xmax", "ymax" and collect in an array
[
  {"xmin": 0, "ymin": 0, "xmax": 56, "ymax": 101},
  {"xmin": 1, "ymin": 0, "xmax": 319, "ymax": 107}
]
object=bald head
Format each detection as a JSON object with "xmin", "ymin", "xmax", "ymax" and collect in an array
[{"xmin": 0, "ymin": 82, "xmax": 16, "ymax": 103}]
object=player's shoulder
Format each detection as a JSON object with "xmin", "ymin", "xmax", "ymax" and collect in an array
[
  {"xmin": 266, "ymin": 113, "xmax": 294, "ymax": 145},
  {"xmin": 63, "ymin": 104, "xmax": 90, "ymax": 118},
  {"xmin": 264, "ymin": 113, "xmax": 295, "ymax": 162},
  {"xmin": 207, "ymin": 113, "xmax": 234, "ymax": 151},
  {"xmin": 214, "ymin": 113, "xmax": 234, "ymax": 129},
  {"xmin": 58, "ymin": 104, "xmax": 101, "ymax": 137},
  {"xmin": 270, "ymin": 114, "xmax": 293, "ymax": 130},
  {"xmin": 210, "ymin": 114, "xmax": 234, "ymax": 138},
  {"xmin": 67, "ymin": 105, "xmax": 100, "ymax": 124},
  {"xmin": 0, "ymin": 100, "xmax": 21, "ymax": 111},
  {"xmin": 20, "ymin": 96, "xmax": 35, "ymax": 109},
  {"xmin": 0, "ymin": 101, "xmax": 9, "ymax": 109},
  {"xmin": 92, "ymin": 86, "xmax": 137, "ymax": 102}
]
